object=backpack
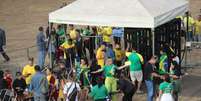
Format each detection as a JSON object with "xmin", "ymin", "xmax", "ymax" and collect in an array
[
  {"xmin": 68, "ymin": 82, "xmax": 78, "ymax": 101},
  {"xmin": 39, "ymin": 77, "xmax": 48, "ymax": 94}
]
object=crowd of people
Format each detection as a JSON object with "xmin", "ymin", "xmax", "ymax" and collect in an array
[
  {"xmin": 0, "ymin": 23, "xmax": 183, "ymax": 101},
  {"xmin": 179, "ymin": 12, "xmax": 201, "ymax": 47}
]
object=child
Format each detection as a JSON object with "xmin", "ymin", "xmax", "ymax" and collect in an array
[
  {"xmin": 4, "ymin": 70, "xmax": 13, "ymax": 90},
  {"xmin": 159, "ymin": 74, "xmax": 174, "ymax": 101},
  {"xmin": 13, "ymin": 72, "xmax": 27, "ymax": 101}
]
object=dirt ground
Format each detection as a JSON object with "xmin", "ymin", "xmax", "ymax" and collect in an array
[{"xmin": 0, "ymin": 0, "xmax": 201, "ymax": 101}]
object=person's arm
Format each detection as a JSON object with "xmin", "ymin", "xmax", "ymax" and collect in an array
[
  {"xmin": 151, "ymin": 72, "xmax": 163, "ymax": 79},
  {"xmin": 91, "ymin": 68, "xmax": 103, "ymax": 74},
  {"xmin": 22, "ymin": 67, "xmax": 32, "ymax": 78},
  {"xmin": 158, "ymin": 90, "xmax": 163, "ymax": 100},
  {"xmin": 117, "ymin": 64, "xmax": 129, "ymax": 70}
]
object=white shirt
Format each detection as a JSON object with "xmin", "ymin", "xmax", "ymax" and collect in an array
[{"xmin": 63, "ymin": 82, "xmax": 81, "ymax": 101}]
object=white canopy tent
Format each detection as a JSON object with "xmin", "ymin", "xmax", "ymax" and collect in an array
[
  {"xmin": 48, "ymin": 0, "xmax": 188, "ymax": 68},
  {"xmin": 49, "ymin": 0, "xmax": 188, "ymax": 28}
]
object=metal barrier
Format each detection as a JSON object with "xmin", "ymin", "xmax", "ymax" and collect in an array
[
  {"xmin": 183, "ymin": 41, "xmax": 201, "ymax": 68},
  {"xmin": 124, "ymin": 28, "xmax": 153, "ymax": 61}
]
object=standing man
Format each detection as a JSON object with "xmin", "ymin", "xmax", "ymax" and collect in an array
[
  {"xmin": 22, "ymin": 57, "xmax": 36, "ymax": 86},
  {"xmin": 36, "ymin": 26, "xmax": 46, "ymax": 69},
  {"xmin": 194, "ymin": 15, "xmax": 201, "ymax": 48},
  {"xmin": 124, "ymin": 47, "xmax": 144, "ymax": 93},
  {"xmin": 144, "ymin": 56, "xmax": 162, "ymax": 101},
  {"xmin": 183, "ymin": 12, "xmax": 195, "ymax": 41},
  {"xmin": 28, "ymin": 65, "xmax": 49, "ymax": 101},
  {"xmin": 0, "ymin": 28, "xmax": 10, "ymax": 62},
  {"xmin": 96, "ymin": 43, "xmax": 106, "ymax": 68}
]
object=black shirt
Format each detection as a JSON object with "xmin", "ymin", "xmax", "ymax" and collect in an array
[
  {"xmin": 144, "ymin": 62, "xmax": 155, "ymax": 80},
  {"xmin": 0, "ymin": 78, "xmax": 8, "ymax": 90},
  {"xmin": 117, "ymin": 78, "xmax": 135, "ymax": 94},
  {"xmin": 13, "ymin": 78, "xmax": 27, "ymax": 95}
]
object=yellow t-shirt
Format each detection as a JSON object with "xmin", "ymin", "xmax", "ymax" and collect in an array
[
  {"xmin": 114, "ymin": 49, "xmax": 125, "ymax": 61},
  {"xmin": 96, "ymin": 47, "xmax": 105, "ymax": 67},
  {"xmin": 61, "ymin": 41, "xmax": 75, "ymax": 49},
  {"xmin": 102, "ymin": 27, "xmax": 112, "ymax": 43},
  {"xmin": 69, "ymin": 29, "xmax": 77, "ymax": 40},
  {"xmin": 184, "ymin": 17, "xmax": 195, "ymax": 32},
  {"xmin": 98, "ymin": 27, "xmax": 112, "ymax": 43},
  {"xmin": 61, "ymin": 41, "xmax": 75, "ymax": 59},
  {"xmin": 22, "ymin": 65, "xmax": 36, "ymax": 85},
  {"xmin": 195, "ymin": 20, "xmax": 201, "ymax": 34}
]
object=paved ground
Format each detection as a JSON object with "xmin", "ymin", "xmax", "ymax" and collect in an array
[{"xmin": 0, "ymin": 0, "xmax": 201, "ymax": 101}]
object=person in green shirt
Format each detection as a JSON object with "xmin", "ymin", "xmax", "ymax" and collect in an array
[
  {"xmin": 89, "ymin": 77, "xmax": 109, "ymax": 101},
  {"xmin": 56, "ymin": 25, "xmax": 65, "ymax": 45},
  {"xmin": 92, "ymin": 58, "xmax": 117, "ymax": 101},
  {"xmin": 80, "ymin": 58, "xmax": 90, "ymax": 87},
  {"xmin": 159, "ymin": 47, "xmax": 169, "ymax": 75},
  {"xmin": 118, "ymin": 47, "xmax": 144, "ymax": 93},
  {"xmin": 159, "ymin": 74, "xmax": 174, "ymax": 101}
]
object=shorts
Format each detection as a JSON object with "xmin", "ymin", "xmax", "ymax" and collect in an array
[
  {"xmin": 130, "ymin": 71, "xmax": 143, "ymax": 82},
  {"xmin": 160, "ymin": 93, "xmax": 174, "ymax": 101}
]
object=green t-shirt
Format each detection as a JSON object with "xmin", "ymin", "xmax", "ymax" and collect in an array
[
  {"xmin": 89, "ymin": 85, "xmax": 108, "ymax": 100},
  {"xmin": 159, "ymin": 82, "xmax": 173, "ymax": 94},
  {"xmin": 103, "ymin": 64, "xmax": 116, "ymax": 77},
  {"xmin": 57, "ymin": 28, "xmax": 65, "ymax": 36},
  {"xmin": 128, "ymin": 52, "xmax": 142, "ymax": 71}
]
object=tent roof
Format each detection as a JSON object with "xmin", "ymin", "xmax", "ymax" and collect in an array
[{"xmin": 49, "ymin": 0, "xmax": 188, "ymax": 28}]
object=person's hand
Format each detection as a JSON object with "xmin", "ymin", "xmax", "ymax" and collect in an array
[
  {"xmin": 23, "ymin": 91, "xmax": 29, "ymax": 95},
  {"xmin": 159, "ymin": 75, "xmax": 164, "ymax": 79},
  {"xmin": 2, "ymin": 45, "xmax": 6, "ymax": 50}
]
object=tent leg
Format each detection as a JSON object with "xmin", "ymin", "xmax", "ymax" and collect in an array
[
  {"xmin": 49, "ymin": 23, "xmax": 53, "ymax": 69},
  {"xmin": 152, "ymin": 29, "xmax": 155, "ymax": 55}
]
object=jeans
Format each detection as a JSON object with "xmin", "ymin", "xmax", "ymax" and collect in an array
[
  {"xmin": 145, "ymin": 80, "xmax": 154, "ymax": 101},
  {"xmin": 186, "ymin": 31, "xmax": 193, "ymax": 41},
  {"xmin": 33, "ymin": 96, "xmax": 46, "ymax": 101},
  {"xmin": 193, "ymin": 34, "xmax": 201, "ymax": 42},
  {"xmin": 38, "ymin": 51, "xmax": 46, "ymax": 70}
]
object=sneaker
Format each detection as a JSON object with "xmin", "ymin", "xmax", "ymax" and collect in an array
[{"xmin": 136, "ymin": 90, "xmax": 143, "ymax": 94}]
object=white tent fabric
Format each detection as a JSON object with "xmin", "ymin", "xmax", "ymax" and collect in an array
[{"xmin": 49, "ymin": 0, "xmax": 188, "ymax": 28}]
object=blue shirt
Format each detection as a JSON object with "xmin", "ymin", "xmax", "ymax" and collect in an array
[
  {"xmin": 29, "ymin": 72, "xmax": 48, "ymax": 97},
  {"xmin": 36, "ymin": 32, "xmax": 46, "ymax": 51},
  {"xmin": 106, "ymin": 48, "xmax": 115, "ymax": 61},
  {"xmin": 112, "ymin": 28, "xmax": 124, "ymax": 37}
]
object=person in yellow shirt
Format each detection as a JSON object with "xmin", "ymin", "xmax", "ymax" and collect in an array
[
  {"xmin": 96, "ymin": 43, "xmax": 106, "ymax": 68},
  {"xmin": 68, "ymin": 24, "xmax": 77, "ymax": 40},
  {"xmin": 183, "ymin": 12, "xmax": 195, "ymax": 41},
  {"xmin": 22, "ymin": 57, "xmax": 36, "ymax": 86},
  {"xmin": 114, "ymin": 43, "xmax": 125, "ymax": 66},
  {"xmin": 98, "ymin": 27, "xmax": 113, "ymax": 44},
  {"xmin": 194, "ymin": 15, "xmax": 201, "ymax": 47},
  {"xmin": 60, "ymin": 38, "xmax": 75, "ymax": 69}
]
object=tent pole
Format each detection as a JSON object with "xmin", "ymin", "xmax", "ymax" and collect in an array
[
  {"xmin": 122, "ymin": 28, "xmax": 125, "ymax": 50},
  {"xmin": 49, "ymin": 23, "xmax": 52, "ymax": 69},
  {"xmin": 152, "ymin": 28, "xmax": 155, "ymax": 55}
]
